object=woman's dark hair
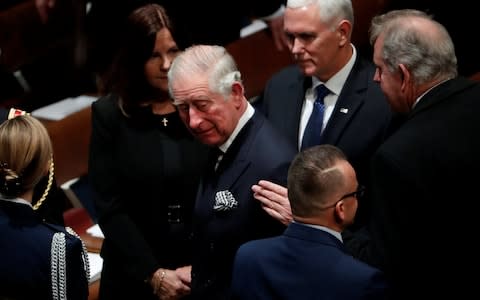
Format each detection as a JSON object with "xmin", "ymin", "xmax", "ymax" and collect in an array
[{"xmin": 102, "ymin": 4, "xmax": 175, "ymax": 115}]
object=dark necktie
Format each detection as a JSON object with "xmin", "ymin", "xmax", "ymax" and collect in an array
[
  {"xmin": 207, "ymin": 147, "xmax": 224, "ymax": 174},
  {"xmin": 301, "ymin": 84, "xmax": 330, "ymax": 150}
]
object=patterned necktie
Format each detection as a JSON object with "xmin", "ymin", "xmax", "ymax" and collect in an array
[
  {"xmin": 208, "ymin": 147, "xmax": 224, "ymax": 173},
  {"xmin": 301, "ymin": 84, "xmax": 330, "ymax": 150}
]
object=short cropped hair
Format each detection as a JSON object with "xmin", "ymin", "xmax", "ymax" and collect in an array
[{"xmin": 288, "ymin": 145, "xmax": 348, "ymax": 217}]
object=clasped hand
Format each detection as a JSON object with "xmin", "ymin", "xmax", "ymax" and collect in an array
[{"xmin": 150, "ymin": 265, "xmax": 191, "ymax": 300}]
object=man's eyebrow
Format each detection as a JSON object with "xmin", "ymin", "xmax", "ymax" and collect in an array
[{"xmin": 173, "ymin": 97, "xmax": 210, "ymax": 105}]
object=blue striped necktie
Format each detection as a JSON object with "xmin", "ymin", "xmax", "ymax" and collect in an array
[{"xmin": 301, "ymin": 84, "xmax": 330, "ymax": 150}]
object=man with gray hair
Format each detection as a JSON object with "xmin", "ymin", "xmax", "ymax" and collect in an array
[
  {"xmin": 252, "ymin": 0, "xmax": 392, "ymax": 229},
  {"xmin": 353, "ymin": 9, "xmax": 480, "ymax": 299},
  {"xmin": 168, "ymin": 44, "xmax": 296, "ymax": 299}
]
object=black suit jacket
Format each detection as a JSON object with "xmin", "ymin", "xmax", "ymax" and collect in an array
[
  {"xmin": 256, "ymin": 56, "xmax": 392, "ymax": 227},
  {"xmin": 191, "ymin": 110, "xmax": 296, "ymax": 299},
  {"xmin": 359, "ymin": 77, "xmax": 480, "ymax": 298}
]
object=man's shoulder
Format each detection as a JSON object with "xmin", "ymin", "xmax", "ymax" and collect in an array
[
  {"xmin": 267, "ymin": 64, "xmax": 303, "ymax": 85},
  {"xmin": 251, "ymin": 113, "xmax": 296, "ymax": 155},
  {"xmin": 237, "ymin": 235, "xmax": 280, "ymax": 255}
]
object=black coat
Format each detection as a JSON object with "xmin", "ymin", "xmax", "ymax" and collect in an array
[{"xmin": 362, "ymin": 77, "xmax": 480, "ymax": 298}]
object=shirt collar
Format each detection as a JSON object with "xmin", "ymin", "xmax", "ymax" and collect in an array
[
  {"xmin": 312, "ymin": 43, "xmax": 357, "ymax": 95},
  {"xmin": 294, "ymin": 220, "xmax": 343, "ymax": 242},
  {"xmin": 219, "ymin": 102, "xmax": 255, "ymax": 153},
  {"xmin": 412, "ymin": 77, "xmax": 453, "ymax": 109},
  {"xmin": 0, "ymin": 196, "xmax": 32, "ymax": 208}
]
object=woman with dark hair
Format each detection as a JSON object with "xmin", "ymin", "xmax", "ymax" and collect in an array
[
  {"xmin": 88, "ymin": 4, "xmax": 208, "ymax": 299},
  {"xmin": 0, "ymin": 115, "xmax": 89, "ymax": 300}
]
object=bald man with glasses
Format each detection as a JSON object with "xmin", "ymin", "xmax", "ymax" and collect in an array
[{"xmin": 231, "ymin": 145, "xmax": 389, "ymax": 300}]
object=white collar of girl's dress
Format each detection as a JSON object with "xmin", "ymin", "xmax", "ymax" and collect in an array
[{"xmin": 0, "ymin": 196, "xmax": 32, "ymax": 207}]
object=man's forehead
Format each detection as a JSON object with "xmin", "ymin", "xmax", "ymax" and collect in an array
[{"xmin": 172, "ymin": 85, "xmax": 212, "ymax": 103}]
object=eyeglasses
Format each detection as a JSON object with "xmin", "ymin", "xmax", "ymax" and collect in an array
[
  {"xmin": 320, "ymin": 185, "xmax": 365, "ymax": 210},
  {"xmin": 339, "ymin": 185, "xmax": 365, "ymax": 201}
]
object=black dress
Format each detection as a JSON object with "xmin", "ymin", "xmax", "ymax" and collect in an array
[{"xmin": 89, "ymin": 94, "xmax": 209, "ymax": 299}]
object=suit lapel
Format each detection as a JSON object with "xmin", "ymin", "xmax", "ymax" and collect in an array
[
  {"xmin": 278, "ymin": 69, "xmax": 309, "ymax": 148},
  {"xmin": 322, "ymin": 57, "xmax": 369, "ymax": 145},
  {"xmin": 197, "ymin": 113, "xmax": 261, "ymax": 217},
  {"xmin": 215, "ymin": 113, "xmax": 260, "ymax": 188}
]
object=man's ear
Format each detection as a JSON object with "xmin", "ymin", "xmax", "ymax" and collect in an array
[
  {"xmin": 231, "ymin": 82, "xmax": 245, "ymax": 108},
  {"xmin": 333, "ymin": 200, "xmax": 346, "ymax": 224},
  {"xmin": 398, "ymin": 63, "xmax": 411, "ymax": 90},
  {"xmin": 336, "ymin": 20, "xmax": 352, "ymax": 47},
  {"xmin": 231, "ymin": 81, "xmax": 244, "ymax": 96}
]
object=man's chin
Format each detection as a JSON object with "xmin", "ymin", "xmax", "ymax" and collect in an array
[{"xmin": 300, "ymin": 67, "xmax": 316, "ymax": 77}]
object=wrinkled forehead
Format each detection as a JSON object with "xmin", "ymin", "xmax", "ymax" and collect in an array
[{"xmin": 171, "ymin": 73, "xmax": 210, "ymax": 101}]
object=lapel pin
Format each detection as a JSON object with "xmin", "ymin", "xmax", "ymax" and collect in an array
[{"xmin": 340, "ymin": 108, "xmax": 349, "ymax": 114}]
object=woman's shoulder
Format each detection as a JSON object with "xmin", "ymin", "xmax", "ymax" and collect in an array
[
  {"xmin": 91, "ymin": 93, "xmax": 125, "ymax": 127},
  {"xmin": 93, "ymin": 93, "xmax": 120, "ymax": 112}
]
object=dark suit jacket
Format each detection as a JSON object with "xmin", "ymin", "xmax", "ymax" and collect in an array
[
  {"xmin": 191, "ymin": 110, "xmax": 296, "ymax": 299},
  {"xmin": 359, "ymin": 77, "xmax": 480, "ymax": 298},
  {"xmin": 0, "ymin": 200, "xmax": 88, "ymax": 300},
  {"xmin": 256, "ymin": 56, "xmax": 392, "ymax": 227},
  {"xmin": 231, "ymin": 222, "xmax": 389, "ymax": 300}
]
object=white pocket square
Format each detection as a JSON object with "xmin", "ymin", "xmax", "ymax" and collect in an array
[{"xmin": 213, "ymin": 190, "xmax": 238, "ymax": 212}]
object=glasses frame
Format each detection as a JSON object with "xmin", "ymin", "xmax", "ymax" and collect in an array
[
  {"xmin": 320, "ymin": 185, "xmax": 365, "ymax": 210},
  {"xmin": 338, "ymin": 184, "xmax": 365, "ymax": 201}
]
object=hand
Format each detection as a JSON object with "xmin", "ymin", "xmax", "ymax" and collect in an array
[
  {"xmin": 252, "ymin": 180, "xmax": 292, "ymax": 225},
  {"xmin": 150, "ymin": 268, "xmax": 191, "ymax": 300},
  {"xmin": 35, "ymin": 0, "xmax": 56, "ymax": 23},
  {"xmin": 266, "ymin": 15, "xmax": 288, "ymax": 51},
  {"xmin": 175, "ymin": 265, "xmax": 191, "ymax": 286}
]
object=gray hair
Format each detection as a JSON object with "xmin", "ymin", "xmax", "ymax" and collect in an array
[
  {"xmin": 369, "ymin": 9, "xmax": 457, "ymax": 85},
  {"xmin": 168, "ymin": 45, "xmax": 242, "ymax": 99},
  {"xmin": 287, "ymin": 0, "xmax": 354, "ymax": 30}
]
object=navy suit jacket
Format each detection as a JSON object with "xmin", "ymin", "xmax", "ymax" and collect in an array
[
  {"xmin": 191, "ymin": 110, "xmax": 297, "ymax": 299},
  {"xmin": 232, "ymin": 222, "xmax": 389, "ymax": 300},
  {"xmin": 255, "ymin": 56, "xmax": 392, "ymax": 227},
  {"xmin": 0, "ymin": 200, "xmax": 88, "ymax": 300}
]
